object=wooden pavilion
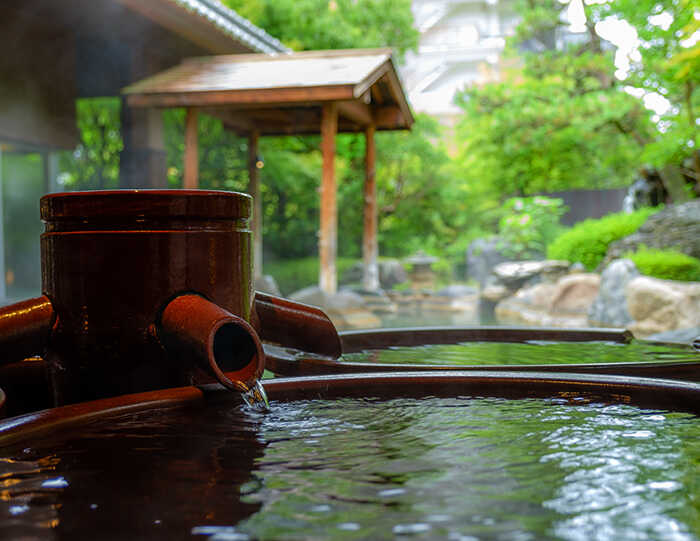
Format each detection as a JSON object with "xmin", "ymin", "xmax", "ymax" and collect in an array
[{"xmin": 123, "ymin": 48, "xmax": 414, "ymax": 294}]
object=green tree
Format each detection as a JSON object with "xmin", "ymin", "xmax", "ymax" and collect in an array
[
  {"xmin": 453, "ymin": 0, "xmax": 652, "ymax": 201},
  {"xmin": 60, "ymin": 98, "xmax": 123, "ymax": 190},
  {"xmin": 589, "ymin": 0, "xmax": 699, "ymax": 196},
  {"xmin": 224, "ymin": 0, "xmax": 418, "ymax": 56},
  {"xmin": 163, "ymin": 110, "xmax": 248, "ymax": 191}
]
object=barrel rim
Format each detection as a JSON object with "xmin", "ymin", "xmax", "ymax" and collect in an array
[{"xmin": 40, "ymin": 189, "xmax": 252, "ymax": 221}]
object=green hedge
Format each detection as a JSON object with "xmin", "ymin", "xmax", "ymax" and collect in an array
[
  {"xmin": 546, "ymin": 207, "xmax": 659, "ymax": 270},
  {"xmin": 264, "ymin": 257, "xmax": 358, "ymax": 295},
  {"xmin": 626, "ymin": 247, "xmax": 700, "ymax": 282}
]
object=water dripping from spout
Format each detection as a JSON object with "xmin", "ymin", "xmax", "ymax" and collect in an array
[{"xmin": 239, "ymin": 380, "xmax": 270, "ymax": 412}]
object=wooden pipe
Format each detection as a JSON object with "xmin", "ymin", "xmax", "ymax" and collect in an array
[
  {"xmin": 159, "ymin": 294, "xmax": 264, "ymax": 393},
  {"xmin": 253, "ymin": 291, "xmax": 341, "ymax": 360},
  {"xmin": 0, "ymin": 296, "xmax": 54, "ymax": 366}
]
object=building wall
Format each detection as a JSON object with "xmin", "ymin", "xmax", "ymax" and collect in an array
[
  {"xmin": 0, "ymin": 16, "xmax": 78, "ymax": 150},
  {"xmin": 401, "ymin": 0, "xmax": 519, "ymax": 123}
]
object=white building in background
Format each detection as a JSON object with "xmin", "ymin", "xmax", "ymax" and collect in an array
[{"xmin": 401, "ymin": 0, "xmax": 520, "ymax": 123}]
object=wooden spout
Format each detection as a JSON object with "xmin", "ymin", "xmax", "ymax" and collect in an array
[
  {"xmin": 159, "ymin": 294, "xmax": 264, "ymax": 392},
  {"xmin": 0, "ymin": 296, "xmax": 54, "ymax": 366}
]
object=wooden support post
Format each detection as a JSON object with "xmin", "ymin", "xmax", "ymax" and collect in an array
[
  {"xmin": 362, "ymin": 123, "xmax": 379, "ymax": 291},
  {"xmin": 248, "ymin": 130, "xmax": 263, "ymax": 280},
  {"xmin": 319, "ymin": 102, "xmax": 338, "ymax": 295},
  {"xmin": 184, "ymin": 107, "xmax": 199, "ymax": 189}
]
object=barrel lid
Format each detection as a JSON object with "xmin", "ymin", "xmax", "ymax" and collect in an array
[{"xmin": 41, "ymin": 190, "xmax": 252, "ymax": 221}]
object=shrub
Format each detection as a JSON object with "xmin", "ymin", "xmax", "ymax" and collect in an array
[
  {"xmin": 546, "ymin": 207, "xmax": 659, "ymax": 270},
  {"xmin": 625, "ymin": 247, "xmax": 700, "ymax": 282},
  {"xmin": 498, "ymin": 196, "xmax": 568, "ymax": 259},
  {"xmin": 264, "ymin": 257, "xmax": 358, "ymax": 295}
]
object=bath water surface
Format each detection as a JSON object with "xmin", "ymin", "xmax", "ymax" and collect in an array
[
  {"xmin": 1, "ymin": 396, "xmax": 698, "ymax": 540},
  {"xmin": 343, "ymin": 340, "xmax": 698, "ymax": 367}
]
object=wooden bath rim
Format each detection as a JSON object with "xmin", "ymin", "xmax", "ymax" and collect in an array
[
  {"xmin": 263, "ymin": 326, "xmax": 700, "ymax": 381},
  {"xmin": 1, "ymin": 371, "xmax": 699, "ymax": 448}
]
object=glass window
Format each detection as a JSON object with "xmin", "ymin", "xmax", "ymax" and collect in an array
[{"xmin": 0, "ymin": 146, "xmax": 44, "ymax": 303}]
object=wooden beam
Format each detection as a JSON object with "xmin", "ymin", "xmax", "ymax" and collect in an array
[
  {"xmin": 363, "ymin": 124, "xmax": 379, "ymax": 291},
  {"xmin": 375, "ymin": 106, "xmax": 404, "ymax": 129},
  {"xmin": 319, "ymin": 102, "xmax": 338, "ymax": 295},
  {"xmin": 380, "ymin": 70, "xmax": 415, "ymax": 127},
  {"xmin": 248, "ymin": 130, "xmax": 263, "ymax": 280},
  {"xmin": 337, "ymin": 100, "xmax": 373, "ymax": 126},
  {"xmin": 204, "ymin": 108, "xmax": 253, "ymax": 135},
  {"xmin": 354, "ymin": 59, "xmax": 391, "ymax": 98},
  {"xmin": 184, "ymin": 107, "xmax": 198, "ymax": 189},
  {"xmin": 370, "ymin": 84, "xmax": 385, "ymax": 105},
  {"xmin": 126, "ymin": 85, "xmax": 355, "ymax": 108}
]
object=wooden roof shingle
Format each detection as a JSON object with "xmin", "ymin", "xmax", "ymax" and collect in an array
[{"xmin": 123, "ymin": 49, "xmax": 414, "ymax": 135}]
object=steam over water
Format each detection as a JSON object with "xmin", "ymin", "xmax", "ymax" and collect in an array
[{"xmin": 1, "ymin": 396, "xmax": 698, "ymax": 540}]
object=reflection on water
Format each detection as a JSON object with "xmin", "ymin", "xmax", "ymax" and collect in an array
[
  {"xmin": 1, "ymin": 397, "xmax": 698, "ymax": 540},
  {"xmin": 343, "ymin": 340, "xmax": 699, "ymax": 366},
  {"xmin": 241, "ymin": 398, "xmax": 700, "ymax": 541}
]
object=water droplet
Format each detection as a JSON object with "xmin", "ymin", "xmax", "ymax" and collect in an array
[
  {"xmin": 648, "ymin": 481, "xmax": 681, "ymax": 492},
  {"xmin": 448, "ymin": 533, "xmax": 479, "ymax": 541},
  {"xmin": 393, "ymin": 523, "xmax": 431, "ymax": 534},
  {"xmin": 426, "ymin": 514, "xmax": 451, "ymax": 523},
  {"xmin": 192, "ymin": 526, "xmax": 239, "ymax": 535},
  {"xmin": 337, "ymin": 522, "xmax": 361, "ymax": 531},
  {"xmin": 378, "ymin": 488, "xmax": 406, "ymax": 497},
  {"xmin": 623, "ymin": 430, "xmax": 654, "ymax": 439},
  {"xmin": 42, "ymin": 477, "xmax": 69, "ymax": 488},
  {"xmin": 240, "ymin": 380, "xmax": 270, "ymax": 412}
]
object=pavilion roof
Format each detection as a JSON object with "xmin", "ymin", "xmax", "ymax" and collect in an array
[{"xmin": 123, "ymin": 48, "xmax": 414, "ymax": 135}]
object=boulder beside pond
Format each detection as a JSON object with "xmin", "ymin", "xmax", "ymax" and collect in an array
[
  {"xmin": 466, "ymin": 237, "xmax": 512, "ymax": 287},
  {"xmin": 588, "ymin": 259, "xmax": 639, "ymax": 327},
  {"xmin": 625, "ymin": 276, "xmax": 700, "ymax": 338},
  {"xmin": 289, "ymin": 286, "xmax": 381, "ymax": 330},
  {"xmin": 495, "ymin": 273, "xmax": 600, "ymax": 328},
  {"xmin": 340, "ymin": 259, "xmax": 408, "ymax": 289},
  {"xmin": 491, "ymin": 260, "xmax": 570, "ymax": 290}
]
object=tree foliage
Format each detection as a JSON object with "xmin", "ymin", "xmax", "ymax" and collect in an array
[
  {"xmin": 163, "ymin": 110, "xmax": 248, "ymax": 191},
  {"xmin": 223, "ymin": 0, "xmax": 418, "ymax": 57},
  {"xmin": 453, "ymin": 0, "xmax": 652, "ymax": 201},
  {"xmin": 60, "ymin": 98, "xmax": 122, "ymax": 190},
  {"xmin": 589, "ymin": 0, "xmax": 699, "ymax": 192}
]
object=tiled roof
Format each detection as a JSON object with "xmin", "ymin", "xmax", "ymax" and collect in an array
[{"xmin": 171, "ymin": 0, "xmax": 290, "ymax": 54}]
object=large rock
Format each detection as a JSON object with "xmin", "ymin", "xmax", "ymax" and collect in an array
[
  {"xmin": 625, "ymin": 276, "xmax": 700, "ymax": 338},
  {"xmin": 290, "ymin": 286, "xmax": 363, "ymax": 310},
  {"xmin": 466, "ymin": 237, "xmax": 512, "ymax": 288},
  {"xmin": 340, "ymin": 286, "xmax": 398, "ymax": 314},
  {"xmin": 646, "ymin": 326, "xmax": 700, "ymax": 346},
  {"xmin": 289, "ymin": 286, "xmax": 381, "ymax": 330},
  {"xmin": 601, "ymin": 200, "xmax": 700, "ymax": 268},
  {"xmin": 495, "ymin": 273, "xmax": 599, "ymax": 328},
  {"xmin": 550, "ymin": 274, "xmax": 600, "ymax": 314},
  {"xmin": 491, "ymin": 260, "xmax": 570, "ymax": 290},
  {"xmin": 254, "ymin": 274, "xmax": 282, "ymax": 296},
  {"xmin": 380, "ymin": 260, "xmax": 409, "ymax": 289},
  {"xmin": 340, "ymin": 259, "xmax": 408, "ymax": 289},
  {"xmin": 588, "ymin": 259, "xmax": 640, "ymax": 327}
]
